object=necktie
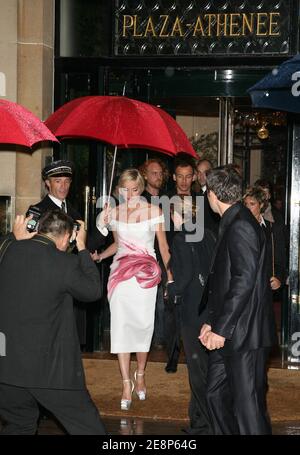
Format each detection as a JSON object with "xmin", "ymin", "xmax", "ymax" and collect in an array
[{"xmin": 61, "ymin": 201, "xmax": 66, "ymax": 213}]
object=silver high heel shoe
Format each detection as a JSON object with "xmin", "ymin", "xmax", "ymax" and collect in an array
[
  {"xmin": 121, "ymin": 379, "xmax": 134, "ymax": 411},
  {"xmin": 134, "ymin": 370, "xmax": 146, "ymax": 401}
]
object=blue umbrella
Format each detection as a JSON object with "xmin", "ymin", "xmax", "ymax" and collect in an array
[{"xmin": 248, "ymin": 54, "xmax": 300, "ymax": 113}]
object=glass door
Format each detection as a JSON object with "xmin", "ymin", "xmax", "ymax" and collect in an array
[{"xmin": 288, "ymin": 120, "xmax": 300, "ymax": 366}]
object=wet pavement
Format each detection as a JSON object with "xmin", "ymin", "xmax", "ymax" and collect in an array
[{"xmin": 34, "ymin": 416, "xmax": 300, "ymax": 435}]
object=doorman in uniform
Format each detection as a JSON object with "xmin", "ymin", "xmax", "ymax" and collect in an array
[
  {"xmin": 32, "ymin": 160, "xmax": 81, "ymax": 220},
  {"xmin": 28, "ymin": 160, "xmax": 86, "ymax": 347}
]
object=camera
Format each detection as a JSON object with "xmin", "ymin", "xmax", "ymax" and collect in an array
[
  {"xmin": 26, "ymin": 206, "xmax": 42, "ymax": 232},
  {"xmin": 73, "ymin": 221, "xmax": 81, "ymax": 232},
  {"xmin": 26, "ymin": 206, "xmax": 81, "ymax": 234}
]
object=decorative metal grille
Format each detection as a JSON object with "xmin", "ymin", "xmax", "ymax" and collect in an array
[{"xmin": 114, "ymin": 0, "xmax": 295, "ymax": 57}]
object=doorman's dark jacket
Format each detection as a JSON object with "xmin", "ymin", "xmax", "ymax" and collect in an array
[{"xmin": 33, "ymin": 195, "xmax": 82, "ymax": 221}]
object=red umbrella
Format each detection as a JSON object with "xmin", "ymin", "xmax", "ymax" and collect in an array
[
  {"xmin": 0, "ymin": 99, "xmax": 58, "ymax": 148},
  {"xmin": 45, "ymin": 95, "xmax": 197, "ymax": 157},
  {"xmin": 45, "ymin": 96, "xmax": 197, "ymax": 198}
]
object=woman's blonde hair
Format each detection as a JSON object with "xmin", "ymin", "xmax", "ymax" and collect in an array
[
  {"xmin": 243, "ymin": 186, "xmax": 268, "ymax": 212},
  {"xmin": 118, "ymin": 168, "xmax": 145, "ymax": 194}
]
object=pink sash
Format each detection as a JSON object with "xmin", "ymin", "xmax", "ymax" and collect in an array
[{"xmin": 107, "ymin": 241, "xmax": 161, "ymax": 299}]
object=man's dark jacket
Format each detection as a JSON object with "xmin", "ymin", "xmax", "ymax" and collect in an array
[
  {"xmin": 205, "ymin": 203, "xmax": 277, "ymax": 356},
  {"xmin": 198, "ymin": 190, "xmax": 220, "ymax": 237},
  {"xmin": 165, "ymin": 227, "xmax": 216, "ymax": 374},
  {"xmin": 33, "ymin": 195, "xmax": 81, "ymax": 221},
  {"xmin": 0, "ymin": 234, "xmax": 101, "ymax": 389},
  {"xmin": 168, "ymin": 227, "xmax": 216, "ymax": 322},
  {"xmin": 263, "ymin": 218, "xmax": 287, "ymax": 285}
]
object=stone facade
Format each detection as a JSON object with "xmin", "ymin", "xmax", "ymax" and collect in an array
[{"xmin": 0, "ymin": 0, "xmax": 55, "ymax": 226}]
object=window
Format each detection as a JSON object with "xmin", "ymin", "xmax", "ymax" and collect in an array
[{"xmin": 59, "ymin": 0, "xmax": 111, "ymax": 57}]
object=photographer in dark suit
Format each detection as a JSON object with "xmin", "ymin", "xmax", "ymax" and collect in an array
[
  {"xmin": 199, "ymin": 167, "xmax": 277, "ymax": 435},
  {"xmin": 0, "ymin": 210, "xmax": 106, "ymax": 435}
]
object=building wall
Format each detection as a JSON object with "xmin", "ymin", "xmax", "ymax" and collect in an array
[
  {"xmin": 176, "ymin": 115, "xmax": 219, "ymax": 140},
  {"xmin": 0, "ymin": 0, "xmax": 18, "ymax": 219},
  {"xmin": 176, "ymin": 115, "xmax": 219, "ymax": 163},
  {"xmin": 0, "ymin": 0, "xmax": 55, "ymax": 225}
]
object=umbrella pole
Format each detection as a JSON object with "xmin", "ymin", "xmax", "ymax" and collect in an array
[{"xmin": 107, "ymin": 145, "xmax": 118, "ymax": 203}]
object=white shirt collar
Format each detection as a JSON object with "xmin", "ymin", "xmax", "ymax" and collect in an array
[
  {"xmin": 48, "ymin": 194, "xmax": 66, "ymax": 210},
  {"xmin": 263, "ymin": 203, "xmax": 275, "ymax": 223},
  {"xmin": 201, "ymin": 185, "xmax": 207, "ymax": 193},
  {"xmin": 260, "ymin": 216, "xmax": 266, "ymax": 227}
]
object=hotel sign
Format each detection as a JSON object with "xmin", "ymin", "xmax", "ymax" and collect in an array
[{"xmin": 114, "ymin": 0, "xmax": 295, "ymax": 57}]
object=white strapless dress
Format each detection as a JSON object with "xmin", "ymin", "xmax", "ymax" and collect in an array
[{"xmin": 108, "ymin": 215, "xmax": 164, "ymax": 353}]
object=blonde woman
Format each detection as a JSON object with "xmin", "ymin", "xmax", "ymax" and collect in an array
[
  {"xmin": 243, "ymin": 186, "xmax": 286, "ymax": 291},
  {"xmin": 93, "ymin": 169, "xmax": 171, "ymax": 411}
]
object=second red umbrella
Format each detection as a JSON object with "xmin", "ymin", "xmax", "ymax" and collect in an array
[
  {"xmin": 45, "ymin": 95, "xmax": 197, "ymax": 157},
  {"xmin": 45, "ymin": 96, "xmax": 197, "ymax": 198}
]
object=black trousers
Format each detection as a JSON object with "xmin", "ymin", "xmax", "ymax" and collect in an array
[
  {"xmin": 152, "ymin": 284, "xmax": 166, "ymax": 345},
  {"xmin": 206, "ymin": 348, "xmax": 272, "ymax": 435},
  {"xmin": 164, "ymin": 297, "xmax": 212, "ymax": 434},
  {"xmin": 0, "ymin": 383, "xmax": 106, "ymax": 435},
  {"xmin": 181, "ymin": 323, "xmax": 213, "ymax": 435},
  {"xmin": 164, "ymin": 298, "xmax": 181, "ymax": 372}
]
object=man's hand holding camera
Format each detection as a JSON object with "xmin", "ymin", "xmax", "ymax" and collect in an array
[
  {"xmin": 73, "ymin": 220, "xmax": 87, "ymax": 252},
  {"xmin": 13, "ymin": 215, "xmax": 37, "ymax": 240}
]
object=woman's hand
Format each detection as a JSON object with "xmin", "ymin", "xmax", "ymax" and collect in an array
[
  {"xmin": 90, "ymin": 251, "xmax": 102, "ymax": 263},
  {"xmin": 96, "ymin": 203, "xmax": 113, "ymax": 237},
  {"xmin": 101, "ymin": 203, "xmax": 112, "ymax": 226}
]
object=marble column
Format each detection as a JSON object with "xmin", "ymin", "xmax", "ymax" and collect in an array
[{"xmin": 15, "ymin": 0, "xmax": 55, "ymax": 215}]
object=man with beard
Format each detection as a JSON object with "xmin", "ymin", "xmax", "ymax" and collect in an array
[
  {"xmin": 140, "ymin": 159, "xmax": 169, "ymax": 348},
  {"xmin": 140, "ymin": 158, "xmax": 168, "ymax": 203}
]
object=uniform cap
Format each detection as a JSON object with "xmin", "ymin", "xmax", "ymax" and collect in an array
[{"xmin": 42, "ymin": 160, "xmax": 74, "ymax": 180}]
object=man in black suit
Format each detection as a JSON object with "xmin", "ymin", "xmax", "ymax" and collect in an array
[
  {"xmin": 196, "ymin": 159, "xmax": 219, "ymax": 236},
  {"xmin": 0, "ymin": 210, "xmax": 106, "ymax": 435},
  {"xmin": 31, "ymin": 160, "xmax": 81, "ymax": 220},
  {"xmin": 168, "ymin": 198, "xmax": 216, "ymax": 434},
  {"xmin": 199, "ymin": 166, "xmax": 277, "ymax": 435},
  {"xmin": 164, "ymin": 154, "xmax": 197, "ymax": 372}
]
